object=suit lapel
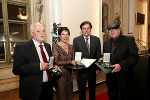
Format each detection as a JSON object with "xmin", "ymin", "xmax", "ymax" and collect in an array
[
  {"xmin": 29, "ymin": 40, "xmax": 40, "ymax": 62},
  {"xmin": 80, "ymin": 36, "xmax": 89, "ymax": 52},
  {"xmin": 90, "ymin": 36, "xmax": 94, "ymax": 54}
]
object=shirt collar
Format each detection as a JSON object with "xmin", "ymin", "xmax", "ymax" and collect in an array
[
  {"xmin": 32, "ymin": 38, "xmax": 44, "ymax": 47},
  {"xmin": 83, "ymin": 35, "xmax": 90, "ymax": 40}
]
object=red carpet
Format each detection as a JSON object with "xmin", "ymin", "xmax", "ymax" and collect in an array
[{"xmin": 96, "ymin": 90, "xmax": 109, "ymax": 100}]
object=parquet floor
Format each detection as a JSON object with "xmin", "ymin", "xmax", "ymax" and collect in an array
[{"xmin": 0, "ymin": 82, "xmax": 107, "ymax": 100}]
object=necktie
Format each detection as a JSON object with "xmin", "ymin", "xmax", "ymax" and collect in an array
[
  {"xmin": 86, "ymin": 37, "xmax": 90, "ymax": 54},
  {"xmin": 39, "ymin": 45, "xmax": 52, "ymax": 81}
]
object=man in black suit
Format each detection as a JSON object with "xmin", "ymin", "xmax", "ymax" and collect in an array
[
  {"xmin": 13, "ymin": 23, "xmax": 58, "ymax": 100},
  {"xmin": 73, "ymin": 21, "xmax": 101, "ymax": 100},
  {"xmin": 103, "ymin": 22, "xmax": 138, "ymax": 100}
]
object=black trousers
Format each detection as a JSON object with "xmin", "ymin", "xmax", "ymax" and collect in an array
[
  {"xmin": 106, "ymin": 72, "xmax": 135, "ymax": 100},
  {"xmin": 21, "ymin": 82, "xmax": 53, "ymax": 100},
  {"xmin": 39, "ymin": 82, "xmax": 53, "ymax": 100},
  {"xmin": 77, "ymin": 68, "xmax": 96, "ymax": 100}
]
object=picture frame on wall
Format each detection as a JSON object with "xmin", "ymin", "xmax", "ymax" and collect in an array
[{"xmin": 136, "ymin": 12, "xmax": 145, "ymax": 25}]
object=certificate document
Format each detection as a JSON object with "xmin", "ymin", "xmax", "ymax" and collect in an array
[
  {"xmin": 80, "ymin": 58, "xmax": 97, "ymax": 68},
  {"xmin": 48, "ymin": 56, "xmax": 62, "ymax": 75},
  {"xmin": 75, "ymin": 52, "xmax": 82, "ymax": 62},
  {"xmin": 74, "ymin": 52, "xmax": 96, "ymax": 68},
  {"xmin": 49, "ymin": 56, "xmax": 54, "ymax": 67},
  {"xmin": 103, "ymin": 53, "xmax": 110, "ymax": 62},
  {"xmin": 103, "ymin": 53, "xmax": 111, "ymax": 67}
]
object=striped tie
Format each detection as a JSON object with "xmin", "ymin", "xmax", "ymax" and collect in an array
[
  {"xmin": 39, "ymin": 45, "xmax": 52, "ymax": 81},
  {"xmin": 86, "ymin": 37, "xmax": 90, "ymax": 54}
]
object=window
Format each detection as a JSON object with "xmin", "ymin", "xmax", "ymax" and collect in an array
[
  {"xmin": 102, "ymin": 3, "xmax": 109, "ymax": 41},
  {"xmin": 0, "ymin": 1, "xmax": 2, "ymax": 19},
  {"xmin": 0, "ymin": 0, "xmax": 30, "ymax": 67}
]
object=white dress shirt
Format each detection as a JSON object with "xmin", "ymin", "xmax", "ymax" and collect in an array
[{"xmin": 32, "ymin": 39, "xmax": 49, "ymax": 82}]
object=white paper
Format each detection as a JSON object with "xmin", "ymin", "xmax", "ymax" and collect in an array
[
  {"xmin": 103, "ymin": 53, "xmax": 110, "ymax": 62},
  {"xmin": 75, "ymin": 52, "xmax": 82, "ymax": 62},
  {"xmin": 49, "ymin": 56, "xmax": 54, "ymax": 67},
  {"xmin": 81, "ymin": 58, "xmax": 97, "ymax": 68}
]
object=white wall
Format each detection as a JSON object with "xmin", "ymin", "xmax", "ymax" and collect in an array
[
  {"xmin": 45, "ymin": 0, "xmax": 54, "ymax": 45},
  {"xmin": 59, "ymin": 0, "xmax": 104, "ymax": 91},
  {"xmin": 60, "ymin": 0, "xmax": 102, "ymax": 44}
]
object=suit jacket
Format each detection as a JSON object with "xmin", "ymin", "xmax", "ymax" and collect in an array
[
  {"xmin": 103, "ymin": 35, "xmax": 138, "ymax": 73},
  {"xmin": 13, "ymin": 40, "xmax": 52, "ymax": 100},
  {"xmin": 73, "ymin": 35, "xmax": 101, "ymax": 59},
  {"xmin": 73, "ymin": 35, "xmax": 101, "ymax": 71}
]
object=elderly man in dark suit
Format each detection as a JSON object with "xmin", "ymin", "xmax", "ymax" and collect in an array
[
  {"xmin": 103, "ymin": 21, "xmax": 138, "ymax": 100},
  {"xmin": 13, "ymin": 23, "xmax": 58, "ymax": 100},
  {"xmin": 73, "ymin": 21, "xmax": 101, "ymax": 100}
]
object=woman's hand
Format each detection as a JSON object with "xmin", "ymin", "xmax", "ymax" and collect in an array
[
  {"xmin": 54, "ymin": 65, "xmax": 60, "ymax": 71},
  {"xmin": 71, "ymin": 60, "xmax": 76, "ymax": 66}
]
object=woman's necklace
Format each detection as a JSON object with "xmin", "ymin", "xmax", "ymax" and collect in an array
[{"xmin": 60, "ymin": 42, "xmax": 68, "ymax": 53}]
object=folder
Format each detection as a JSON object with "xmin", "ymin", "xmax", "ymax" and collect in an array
[
  {"xmin": 48, "ymin": 67, "xmax": 62, "ymax": 76},
  {"xmin": 95, "ymin": 62, "xmax": 114, "ymax": 73},
  {"xmin": 76, "ymin": 58, "xmax": 97, "ymax": 68},
  {"xmin": 64, "ymin": 58, "xmax": 97, "ymax": 69},
  {"xmin": 63, "ymin": 65, "xmax": 85, "ymax": 69}
]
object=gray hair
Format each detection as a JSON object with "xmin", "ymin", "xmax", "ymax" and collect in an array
[{"xmin": 30, "ymin": 23, "xmax": 43, "ymax": 32}]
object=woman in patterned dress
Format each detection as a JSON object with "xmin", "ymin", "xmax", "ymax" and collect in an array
[{"xmin": 52, "ymin": 27, "xmax": 76, "ymax": 100}]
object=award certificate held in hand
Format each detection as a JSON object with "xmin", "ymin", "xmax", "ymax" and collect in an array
[
  {"xmin": 76, "ymin": 58, "xmax": 97, "ymax": 68},
  {"xmin": 48, "ymin": 56, "xmax": 62, "ymax": 76}
]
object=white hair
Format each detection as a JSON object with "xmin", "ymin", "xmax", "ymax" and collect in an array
[{"xmin": 30, "ymin": 22, "xmax": 44, "ymax": 32}]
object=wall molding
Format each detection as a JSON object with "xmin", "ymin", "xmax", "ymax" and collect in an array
[
  {"xmin": 0, "ymin": 67, "xmax": 19, "ymax": 92},
  {"xmin": 0, "ymin": 76, "xmax": 19, "ymax": 92},
  {"xmin": 0, "ymin": 77, "xmax": 19, "ymax": 85}
]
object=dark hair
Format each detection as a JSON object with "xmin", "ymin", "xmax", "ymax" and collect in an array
[
  {"xmin": 58, "ymin": 27, "xmax": 70, "ymax": 36},
  {"xmin": 80, "ymin": 21, "xmax": 92, "ymax": 30}
]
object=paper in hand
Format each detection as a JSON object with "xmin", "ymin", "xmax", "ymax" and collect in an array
[
  {"xmin": 48, "ymin": 56, "xmax": 62, "ymax": 75},
  {"xmin": 103, "ymin": 53, "xmax": 110, "ymax": 62},
  {"xmin": 75, "ymin": 52, "xmax": 82, "ymax": 62},
  {"xmin": 49, "ymin": 56, "xmax": 54, "ymax": 67},
  {"xmin": 80, "ymin": 58, "xmax": 97, "ymax": 68}
]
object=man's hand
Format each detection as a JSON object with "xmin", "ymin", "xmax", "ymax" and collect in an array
[
  {"xmin": 41, "ymin": 62, "xmax": 50, "ymax": 70},
  {"xmin": 111, "ymin": 64, "xmax": 121, "ymax": 73},
  {"xmin": 98, "ymin": 58, "xmax": 103, "ymax": 62}
]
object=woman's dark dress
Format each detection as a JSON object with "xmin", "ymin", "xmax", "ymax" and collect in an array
[{"xmin": 52, "ymin": 44, "xmax": 74, "ymax": 100}]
